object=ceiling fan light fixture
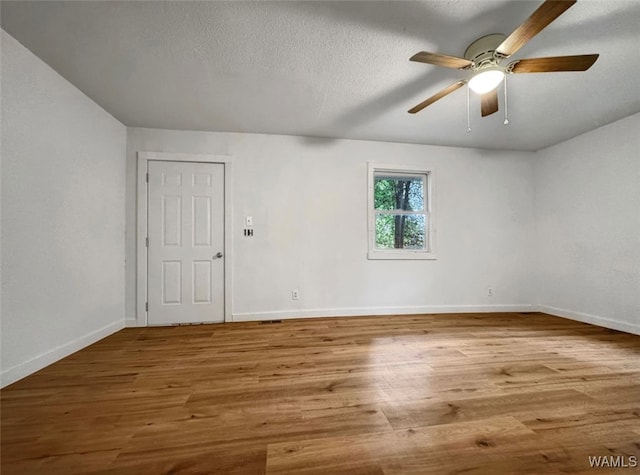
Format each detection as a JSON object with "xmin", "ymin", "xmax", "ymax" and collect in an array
[
  {"xmin": 468, "ymin": 68, "xmax": 505, "ymax": 94},
  {"xmin": 407, "ymin": 2, "xmax": 598, "ymax": 119}
]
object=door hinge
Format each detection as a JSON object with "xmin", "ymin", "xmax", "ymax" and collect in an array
[
  {"xmin": 145, "ymin": 302, "xmax": 148, "ymax": 312},
  {"xmin": 146, "ymin": 172, "xmax": 149, "ymax": 183},
  {"xmin": 145, "ymin": 237, "xmax": 149, "ymax": 247}
]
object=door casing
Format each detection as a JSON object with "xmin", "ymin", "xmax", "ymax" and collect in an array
[{"xmin": 136, "ymin": 151, "xmax": 233, "ymax": 326}]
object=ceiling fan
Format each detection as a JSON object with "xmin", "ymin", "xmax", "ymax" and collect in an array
[{"xmin": 408, "ymin": 0, "xmax": 599, "ymax": 118}]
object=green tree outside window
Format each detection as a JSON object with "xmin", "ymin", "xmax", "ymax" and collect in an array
[{"xmin": 374, "ymin": 174, "xmax": 426, "ymax": 250}]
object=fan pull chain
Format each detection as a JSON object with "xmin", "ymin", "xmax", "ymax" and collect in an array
[
  {"xmin": 503, "ymin": 74, "xmax": 509, "ymax": 125},
  {"xmin": 466, "ymin": 84, "xmax": 471, "ymax": 132}
]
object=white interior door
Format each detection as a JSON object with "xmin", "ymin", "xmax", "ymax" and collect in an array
[{"xmin": 147, "ymin": 160, "xmax": 224, "ymax": 325}]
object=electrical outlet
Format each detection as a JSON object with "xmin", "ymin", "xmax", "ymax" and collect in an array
[
  {"xmin": 487, "ymin": 286, "xmax": 493, "ymax": 297},
  {"xmin": 291, "ymin": 289, "xmax": 299, "ymax": 300}
]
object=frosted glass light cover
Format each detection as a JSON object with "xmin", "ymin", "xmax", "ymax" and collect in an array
[{"xmin": 468, "ymin": 70, "xmax": 505, "ymax": 94}]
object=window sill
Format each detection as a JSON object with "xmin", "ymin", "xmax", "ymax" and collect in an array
[{"xmin": 367, "ymin": 250, "xmax": 438, "ymax": 260}]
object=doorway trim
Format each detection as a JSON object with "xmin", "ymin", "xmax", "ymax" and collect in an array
[{"xmin": 136, "ymin": 151, "xmax": 233, "ymax": 326}]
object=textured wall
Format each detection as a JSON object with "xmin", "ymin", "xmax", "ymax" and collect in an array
[
  {"xmin": 535, "ymin": 113, "xmax": 640, "ymax": 334},
  {"xmin": 1, "ymin": 31, "xmax": 127, "ymax": 386},
  {"xmin": 127, "ymin": 128, "xmax": 537, "ymax": 324}
]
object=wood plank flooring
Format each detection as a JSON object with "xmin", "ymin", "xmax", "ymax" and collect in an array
[{"xmin": 1, "ymin": 312, "xmax": 639, "ymax": 474}]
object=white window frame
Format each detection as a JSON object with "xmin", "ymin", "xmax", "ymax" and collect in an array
[{"xmin": 367, "ymin": 163, "xmax": 436, "ymax": 260}]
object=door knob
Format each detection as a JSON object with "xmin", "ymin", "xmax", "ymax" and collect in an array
[{"xmin": 214, "ymin": 252, "xmax": 223, "ymax": 259}]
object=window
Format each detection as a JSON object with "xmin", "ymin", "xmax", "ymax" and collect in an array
[{"xmin": 368, "ymin": 163, "xmax": 435, "ymax": 260}]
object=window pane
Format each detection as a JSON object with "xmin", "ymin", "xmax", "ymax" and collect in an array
[
  {"xmin": 375, "ymin": 213, "xmax": 426, "ymax": 250},
  {"xmin": 374, "ymin": 175, "xmax": 424, "ymax": 211}
]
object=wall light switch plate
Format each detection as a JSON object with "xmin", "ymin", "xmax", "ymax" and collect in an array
[{"xmin": 246, "ymin": 216, "xmax": 253, "ymax": 226}]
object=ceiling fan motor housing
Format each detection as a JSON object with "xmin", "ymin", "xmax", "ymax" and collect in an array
[{"xmin": 464, "ymin": 33, "xmax": 506, "ymax": 70}]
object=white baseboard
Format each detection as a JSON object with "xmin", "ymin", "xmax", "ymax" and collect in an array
[
  {"xmin": 1, "ymin": 320, "xmax": 125, "ymax": 388},
  {"xmin": 539, "ymin": 305, "xmax": 640, "ymax": 336},
  {"xmin": 232, "ymin": 304, "xmax": 535, "ymax": 322}
]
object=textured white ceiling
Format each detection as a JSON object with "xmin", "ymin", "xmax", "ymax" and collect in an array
[{"xmin": 2, "ymin": 1, "xmax": 639, "ymax": 151}]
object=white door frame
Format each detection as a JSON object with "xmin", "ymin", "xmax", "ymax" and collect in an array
[{"xmin": 136, "ymin": 151, "xmax": 233, "ymax": 326}]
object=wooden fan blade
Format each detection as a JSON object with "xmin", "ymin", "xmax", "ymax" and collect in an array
[
  {"xmin": 410, "ymin": 52, "xmax": 472, "ymax": 69},
  {"xmin": 496, "ymin": 0, "xmax": 577, "ymax": 58},
  {"xmin": 408, "ymin": 81, "xmax": 466, "ymax": 114},
  {"xmin": 481, "ymin": 89, "xmax": 499, "ymax": 117},
  {"xmin": 508, "ymin": 54, "xmax": 599, "ymax": 73}
]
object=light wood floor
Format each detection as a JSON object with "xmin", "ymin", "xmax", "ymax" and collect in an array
[{"xmin": 1, "ymin": 313, "xmax": 639, "ymax": 474}]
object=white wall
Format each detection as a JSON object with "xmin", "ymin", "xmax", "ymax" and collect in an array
[
  {"xmin": 535, "ymin": 113, "xmax": 640, "ymax": 335},
  {"xmin": 127, "ymin": 128, "xmax": 537, "ymax": 324},
  {"xmin": 1, "ymin": 31, "xmax": 127, "ymax": 386}
]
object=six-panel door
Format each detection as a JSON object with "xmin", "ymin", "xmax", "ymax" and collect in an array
[{"xmin": 147, "ymin": 161, "xmax": 224, "ymax": 325}]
